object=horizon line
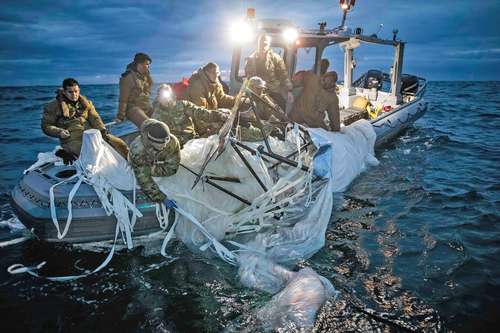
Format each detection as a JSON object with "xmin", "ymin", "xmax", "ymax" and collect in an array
[{"xmin": 1, "ymin": 80, "xmax": 499, "ymax": 89}]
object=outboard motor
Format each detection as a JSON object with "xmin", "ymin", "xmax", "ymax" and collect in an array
[
  {"xmin": 400, "ymin": 74, "xmax": 419, "ymax": 94},
  {"xmin": 365, "ymin": 69, "xmax": 383, "ymax": 89}
]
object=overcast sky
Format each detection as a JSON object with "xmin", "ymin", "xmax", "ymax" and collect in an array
[{"xmin": 0, "ymin": 0, "xmax": 498, "ymax": 86}]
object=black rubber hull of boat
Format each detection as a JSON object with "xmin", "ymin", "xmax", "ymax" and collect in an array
[
  {"xmin": 373, "ymin": 96, "xmax": 427, "ymax": 146},
  {"xmin": 10, "ymin": 166, "xmax": 162, "ymax": 243}
]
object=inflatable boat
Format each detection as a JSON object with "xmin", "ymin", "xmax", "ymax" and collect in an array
[
  {"xmin": 10, "ymin": 96, "xmax": 426, "ymax": 244},
  {"xmin": 10, "ymin": 10, "xmax": 428, "ymax": 244}
]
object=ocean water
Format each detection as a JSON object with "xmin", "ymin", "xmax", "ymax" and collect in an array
[{"xmin": 0, "ymin": 82, "xmax": 499, "ymax": 332}]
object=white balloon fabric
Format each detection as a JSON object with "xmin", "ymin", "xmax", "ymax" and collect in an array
[
  {"xmin": 20, "ymin": 120, "xmax": 378, "ymax": 330},
  {"xmin": 308, "ymin": 120, "xmax": 379, "ymax": 192},
  {"xmin": 152, "ymin": 120, "xmax": 377, "ymax": 331},
  {"xmin": 78, "ymin": 129, "xmax": 136, "ymax": 191}
]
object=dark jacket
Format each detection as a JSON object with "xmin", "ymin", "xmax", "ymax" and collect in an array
[
  {"xmin": 181, "ymin": 68, "xmax": 234, "ymax": 110},
  {"xmin": 116, "ymin": 63, "xmax": 153, "ymax": 120},
  {"xmin": 42, "ymin": 92, "xmax": 105, "ymax": 142}
]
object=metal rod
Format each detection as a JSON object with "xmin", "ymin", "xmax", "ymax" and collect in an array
[
  {"xmin": 246, "ymin": 89, "xmax": 289, "ymax": 122},
  {"xmin": 249, "ymin": 99, "xmax": 272, "ymax": 153},
  {"xmin": 268, "ymin": 141, "xmax": 313, "ymax": 170},
  {"xmin": 180, "ymin": 163, "xmax": 251, "ymax": 206},
  {"xmin": 231, "ymin": 142, "xmax": 268, "ymax": 192},
  {"xmin": 206, "ymin": 175, "xmax": 241, "ymax": 183},
  {"xmin": 340, "ymin": 10, "xmax": 347, "ymax": 28},
  {"xmin": 202, "ymin": 177, "xmax": 252, "ymax": 206},
  {"xmin": 191, "ymin": 146, "xmax": 216, "ymax": 189},
  {"xmin": 233, "ymin": 140, "xmax": 309, "ymax": 172}
]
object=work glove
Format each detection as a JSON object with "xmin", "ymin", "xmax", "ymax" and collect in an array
[
  {"xmin": 55, "ymin": 149, "xmax": 78, "ymax": 165},
  {"xmin": 59, "ymin": 129, "xmax": 71, "ymax": 139},
  {"xmin": 163, "ymin": 199, "xmax": 178, "ymax": 210},
  {"xmin": 100, "ymin": 128, "xmax": 110, "ymax": 141},
  {"xmin": 240, "ymin": 96, "xmax": 252, "ymax": 108}
]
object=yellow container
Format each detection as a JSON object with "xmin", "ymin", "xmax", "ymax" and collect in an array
[{"xmin": 352, "ymin": 96, "xmax": 369, "ymax": 111}]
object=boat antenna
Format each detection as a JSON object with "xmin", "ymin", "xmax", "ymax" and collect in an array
[
  {"xmin": 369, "ymin": 23, "xmax": 384, "ymax": 38},
  {"xmin": 338, "ymin": 0, "xmax": 355, "ymax": 29},
  {"xmin": 392, "ymin": 28, "xmax": 399, "ymax": 41}
]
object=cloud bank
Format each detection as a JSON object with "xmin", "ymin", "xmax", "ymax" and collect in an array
[{"xmin": 0, "ymin": 0, "xmax": 498, "ymax": 86}]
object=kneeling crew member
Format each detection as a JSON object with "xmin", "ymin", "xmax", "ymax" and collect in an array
[
  {"xmin": 129, "ymin": 119, "xmax": 180, "ymax": 206},
  {"xmin": 241, "ymin": 76, "xmax": 287, "ymax": 124},
  {"xmin": 41, "ymin": 78, "xmax": 129, "ymax": 161},
  {"xmin": 153, "ymin": 84, "xmax": 230, "ymax": 147}
]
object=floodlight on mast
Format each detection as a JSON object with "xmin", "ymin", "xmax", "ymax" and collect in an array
[{"xmin": 339, "ymin": 0, "xmax": 355, "ymax": 28}]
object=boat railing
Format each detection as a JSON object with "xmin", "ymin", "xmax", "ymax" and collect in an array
[
  {"xmin": 414, "ymin": 77, "xmax": 427, "ymax": 97},
  {"xmin": 352, "ymin": 71, "xmax": 391, "ymax": 90},
  {"xmin": 402, "ymin": 76, "xmax": 426, "ymax": 98},
  {"xmin": 353, "ymin": 72, "xmax": 426, "ymax": 99},
  {"xmin": 104, "ymin": 121, "xmax": 116, "ymax": 130}
]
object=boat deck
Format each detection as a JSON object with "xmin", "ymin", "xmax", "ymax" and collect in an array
[{"xmin": 340, "ymin": 108, "xmax": 368, "ymax": 126}]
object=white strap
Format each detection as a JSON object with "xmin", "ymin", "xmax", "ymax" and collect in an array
[
  {"xmin": 155, "ymin": 202, "xmax": 169, "ymax": 230},
  {"xmin": 160, "ymin": 218, "xmax": 179, "ymax": 257},
  {"xmin": 48, "ymin": 173, "xmax": 82, "ymax": 239},
  {"xmin": 181, "ymin": 207, "xmax": 237, "ymax": 264},
  {"xmin": 7, "ymin": 222, "xmax": 121, "ymax": 282}
]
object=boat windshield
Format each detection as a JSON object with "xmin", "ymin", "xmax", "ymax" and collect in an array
[
  {"xmin": 321, "ymin": 43, "xmax": 344, "ymax": 79},
  {"xmin": 362, "ymin": 44, "xmax": 394, "ymax": 91},
  {"xmin": 294, "ymin": 46, "xmax": 317, "ymax": 74}
]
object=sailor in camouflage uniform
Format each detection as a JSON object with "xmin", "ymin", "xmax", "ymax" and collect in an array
[
  {"xmin": 240, "ymin": 76, "xmax": 287, "ymax": 123},
  {"xmin": 41, "ymin": 78, "xmax": 129, "ymax": 159},
  {"xmin": 244, "ymin": 34, "xmax": 294, "ymax": 110},
  {"xmin": 153, "ymin": 84, "xmax": 266, "ymax": 145},
  {"xmin": 290, "ymin": 70, "xmax": 340, "ymax": 131},
  {"xmin": 238, "ymin": 76, "xmax": 287, "ymax": 139},
  {"xmin": 152, "ymin": 84, "xmax": 230, "ymax": 147},
  {"xmin": 129, "ymin": 118, "xmax": 180, "ymax": 203}
]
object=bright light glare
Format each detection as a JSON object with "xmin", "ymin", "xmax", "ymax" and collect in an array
[
  {"xmin": 230, "ymin": 21, "xmax": 254, "ymax": 43},
  {"xmin": 341, "ymin": 4, "xmax": 349, "ymax": 10},
  {"xmin": 282, "ymin": 28, "xmax": 298, "ymax": 43},
  {"xmin": 160, "ymin": 89, "xmax": 172, "ymax": 100}
]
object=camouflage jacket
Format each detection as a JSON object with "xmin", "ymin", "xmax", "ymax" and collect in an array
[
  {"xmin": 129, "ymin": 131, "xmax": 181, "ymax": 203},
  {"xmin": 116, "ymin": 65, "xmax": 153, "ymax": 120},
  {"xmin": 41, "ymin": 94, "xmax": 105, "ymax": 143},
  {"xmin": 152, "ymin": 100, "xmax": 228, "ymax": 146},
  {"xmin": 242, "ymin": 92, "xmax": 287, "ymax": 125},
  {"xmin": 244, "ymin": 50, "xmax": 293, "ymax": 94},
  {"xmin": 181, "ymin": 68, "xmax": 234, "ymax": 110}
]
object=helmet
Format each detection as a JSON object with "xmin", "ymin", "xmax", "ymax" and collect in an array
[
  {"xmin": 141, "ymin": 119, "xmax": 171, "ymax": 149},
  {"xmin": 248, "ymin": 76, "xmax": 266, "ymax": 90}
]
